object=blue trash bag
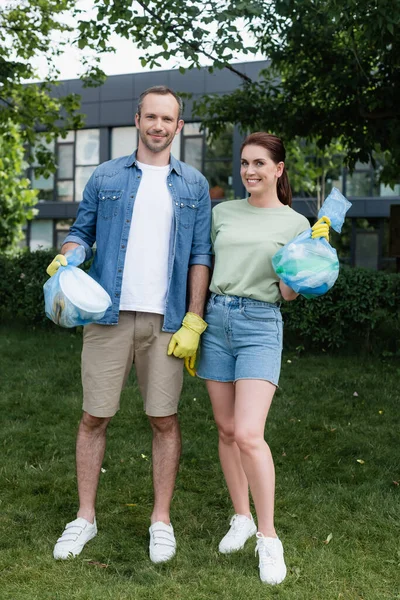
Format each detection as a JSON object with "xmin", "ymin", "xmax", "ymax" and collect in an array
[
  {"xmin": 272, "ymin": 187, "xmax": 352, "ymax": 299},
  {"xmin": 43, "ymin": 246, "xmax": 112, "ymax": 327}
]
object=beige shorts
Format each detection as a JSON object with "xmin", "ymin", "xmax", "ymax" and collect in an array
[{"xmin": 81, "ymin": 311, "xmax": 183, "ymax": 418}]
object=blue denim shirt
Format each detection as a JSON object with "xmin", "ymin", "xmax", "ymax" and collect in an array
[{"xmin": 63, "ymin": 151, "xmax": 212, "ymax": 332}]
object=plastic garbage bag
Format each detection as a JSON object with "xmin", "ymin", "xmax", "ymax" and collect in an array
[
  {"xmin": 272, "ymin": 187, "xmax": 352, "ymax": 299},
  {"xmin": 43, "ymin": 246, "xmax": 112, "ymax": 327}
]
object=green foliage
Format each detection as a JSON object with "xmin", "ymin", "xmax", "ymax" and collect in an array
[
  {"xmin": 0, "ymin": 1, "xmax": 85, "ymax": 160},
  {"xmin": 0, "ymin": 121, "xmax": 39, "ymax": 252},
  {"xmin": 282, "ymin": 266, "xmax": 400, "ymax": 353},
  {"xmin": 1, "ymin": 250, "xmax": 399, "ymax": 354}
]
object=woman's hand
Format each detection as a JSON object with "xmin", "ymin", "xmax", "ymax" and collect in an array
[{"xmin": 279, "ymin": 279, "xmax": 299, "ymax": 301}]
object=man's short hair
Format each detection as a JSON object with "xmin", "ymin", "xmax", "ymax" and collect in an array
[{"xmin": 137, "ymin": 86, "xmax": 184, "ymax": 120}]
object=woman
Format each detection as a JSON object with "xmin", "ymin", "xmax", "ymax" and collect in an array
[{"xmin": 196, "ymin": 132, "xmax": 329, "ymax": 585}]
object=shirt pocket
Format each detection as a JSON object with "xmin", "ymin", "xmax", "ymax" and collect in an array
[
  {"xmin": 178, "ymin": 198, "xmax": 198, "ymax": 229},
  {"xmin": 98, "ymin": 190, "xmax": 123, "ymax": 220}
]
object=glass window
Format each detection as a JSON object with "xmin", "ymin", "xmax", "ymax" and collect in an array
[
  {"xmin": 55, "ymin": 219, "xmax": 73, "ymax": 249},
  {"xmin": 171, "ymin": 132, "xmax": 181, "ymax": 160},
  {"xmin": 184, "ymin": 137, "xmax": 203, "ymax": 171},
  {"xmin": 184, "ymin": 123, "xmax": 202, "ymax": 136},
  {"xmin": 58, "ymin": 144, "xmax": 74, "ymax": 179},
  {"xmin": 57, "ymin": 131, "xmax": 75, "ymax": 144},
  {"xmin": 380, "ymin": 183, "xmax": 400, "ymax": 197},
  {"xmin": 57, "ymin": 180, "xmax": 74, "ymax": 202},
  {"xmin": 75, "ymin": 166, "xmax": 97, "ymax": 202},
  {"xmin": 346, "ymin": 172, "xmax": 371, "ymax": 197},
  {"xmin": 355, "ymin": 231, "xmax": 379, "ymax": 269},
  {"xmin": 76, "ymin": 129, "xmax": 100, "ymax": 165},
  {"xmin": 204, "ymin": 161, "xmax": 233, "ymax": 199},
  {"xmin": 31, "ymin": 135, "xmax": 55, "ymax": 201},
  {"xmin": 205, "ymin": 124, "xmax": 233, "ymax": 159},
  {"xmin": 111, "ymin": 127, "xmax": 137, "ymax": 159},
  {"xmin": 30, "ymin": 220, "xmax": 53, "ymax": 250}
]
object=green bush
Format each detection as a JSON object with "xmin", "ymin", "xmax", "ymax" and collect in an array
[
  {"xmin": 1, "ymin": 251, "xmax": 399, "ymax": 352},
  {"xmin": 282, "ymin": 266, "xmax": 400, "ymax": 353}
]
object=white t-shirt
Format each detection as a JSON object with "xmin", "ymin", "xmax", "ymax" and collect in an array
[{"xmin": 119, "ymin": 161, "xmax": 173, "ymax": 314}]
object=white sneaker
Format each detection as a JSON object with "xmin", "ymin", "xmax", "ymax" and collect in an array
[
  {"xmin": 255, "ymin": 533, "xmax": 287, "ymax": 585},
  {"xmin": 149, "ymin": 522, "xmax": 176, "ymax": 564},
  {"xmin": 53, "ymin": 517, "xmax": 97, "ymax": 560},
  {"xmin": 219, "ymin": 514, "xmax": 257, "ymax": 554}
]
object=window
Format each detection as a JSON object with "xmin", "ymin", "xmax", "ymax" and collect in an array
[
  {"xmin": 29, "ymin": 220, "xmax": 53, "ymax": 250},
  {"xmin": 55, "ymin": 129, "xmax": 100, "ymax": 202},
  {"xmin": 181, "ymin": 122, "xmax": 234, "ymax": 199},
  {"xmin": 111, "ymin": 127, "xmax": 137, "ymax": 159},
  {"xmin": 30, "ymin": 136, "xmax": 55, "ymax": 201},
  {"xmin": 55, "ymin": 219, "xmax": 73, "ymax": 249},
  {"xmin": 74, "ymin": 129, "xmax": 100, "ymax": 201},
  {"xmin": 204, "ymin": 124, "xmax": 233, "ymax": 199}
]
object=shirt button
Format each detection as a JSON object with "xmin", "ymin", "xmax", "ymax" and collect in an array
[
  {"xmin": 115, "ymin": 293, "xmax": 120, "ymax": 297},
  {"xmin": 121, "ymin": 245, "xmax": 125, "ymax": 249},
  {"xmin": 192, "ymin": 204, "xmax": 195, "ymax": 207},
  {"xmin": 130, "ymin": 195, "xmax": 134, "ymax": 198},
  {"xmin": 168, "ymin": 183, "xmax": 172, "ymax": 187},
  {"xmin": 175, "ymin": 202, "xmax": 178, "ymax": 206},
  {"xmin": 137, "ymin": 175, "xmax": 141, "ymax": 178},
  {"xmin": 181, "ymin": 203, "xmax": 184, "ymax": 207},
  {"xmin": 102, "ymin": 196, "xmax": 105, "ymax": 200},
  {"xmin": 118, "ymin": 269, "xmax": 122, "ymax": 273},
  {"xmin": 126, "ymin": 219, "xmax": 130, "ymax": 223},
  {"xmin": 113, "ymin": 196, "xmax": 116, "ymax": 199}
]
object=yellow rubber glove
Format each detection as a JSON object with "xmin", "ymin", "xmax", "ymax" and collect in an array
[
  {"xmin": 167, "ymin": 313, "xmax": 207, "ymax": 371},
  {"xmin": 46, "ymin": 254, "xmax": 68, "ymax": 277},
  {"xmin": 311, "ymin": 215, "xmax": 331, "ymax": 242},
  {"xmin": 184, "ymin": 355, "xmax": 197, "ymax": 377}
]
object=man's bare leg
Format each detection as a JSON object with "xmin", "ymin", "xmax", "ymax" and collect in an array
[
  {"xmin": 76, "ymin": 411, "xmax": 111, "ymax": 523},
  {"xmin": 149, "ymin": 414, "xmax": 181, "ymax": 524}
]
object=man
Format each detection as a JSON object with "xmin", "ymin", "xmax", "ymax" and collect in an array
[{"xmin": 47, "ymin": 86, "xmax": 212, "ymax": 563}]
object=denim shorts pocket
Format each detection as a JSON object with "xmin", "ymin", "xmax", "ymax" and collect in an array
[
  {"xmin": 179, "ymin": 198, "xmax": 198, "ymax": 228},
  {"xmin": 242, "ymin": 305, "xmax": 278, "ymax": 322},
  {"xmin": 99, "ymin": 190, "xmax": 123, "ymax": 220}
]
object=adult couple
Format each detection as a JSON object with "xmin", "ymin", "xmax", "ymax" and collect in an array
[{"xmin": 47, "ymin": 85, "xmax": 329, "ymax": 585}]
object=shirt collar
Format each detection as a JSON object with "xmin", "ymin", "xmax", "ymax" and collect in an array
[{"xmin": 124, "ymin": 149, "xmax": 182, "ymax": 176}]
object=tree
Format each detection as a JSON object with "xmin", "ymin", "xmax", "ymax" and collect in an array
[
  {"xmin": 0, "ymin": 1, "xmax": 107, "ymax": 249},
  {"xmin": 0, "ymin": 121, "xmax": 38, "ymax": 252},
  {"xmin": 81, "ymin": 0, "xmax": 400, "ymax": 184}
]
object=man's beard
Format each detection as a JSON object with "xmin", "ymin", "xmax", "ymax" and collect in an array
[{"xmin": 139, "ymin": 129, "xmax": 174, "ymax": 154}]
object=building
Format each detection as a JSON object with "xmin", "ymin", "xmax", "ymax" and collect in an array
[{"xmin": 27, "ymin": 61, "xmax": 400, "ymax": 271}]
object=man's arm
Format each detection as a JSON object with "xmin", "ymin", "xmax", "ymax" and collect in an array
[{"xmin": 187, "ymin": 264, "xmax": 210, "ymax": 318}]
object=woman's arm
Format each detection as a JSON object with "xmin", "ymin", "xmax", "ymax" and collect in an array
[{"xmin": 279, "ymin": 279, "xmax": 299, "ymax": 301}]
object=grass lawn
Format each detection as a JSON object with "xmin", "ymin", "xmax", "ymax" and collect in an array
[{"xmin": 0, "ymin": 324, "xmax": 399, "ymax": 600}]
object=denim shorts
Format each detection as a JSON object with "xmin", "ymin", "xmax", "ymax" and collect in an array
[{"xmin": 197, "ymin": 294, "xmax": 283, "ymax": 386}]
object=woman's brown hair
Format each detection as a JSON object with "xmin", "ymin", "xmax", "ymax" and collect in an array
[{"xmin": 240, "ymin": 132, "xmax": 292, "ymax": 207}]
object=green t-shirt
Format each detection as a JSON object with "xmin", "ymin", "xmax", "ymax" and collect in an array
[{"xmin": 210, "ymin": 199, "xmax": 310, "ymax": 303}]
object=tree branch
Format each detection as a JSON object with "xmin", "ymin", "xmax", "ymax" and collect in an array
[{"xmin": 135, "ymin": 0, "xmax": 252, "ymax": 83}]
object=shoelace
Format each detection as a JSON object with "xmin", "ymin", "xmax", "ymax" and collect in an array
[
  {"xmin": 255, "ymin": 539, "xmax": 276, "ymax": 565},
  {"xmin": 228, "ymin": 515, "xmax": 249, "ymax": 538}
]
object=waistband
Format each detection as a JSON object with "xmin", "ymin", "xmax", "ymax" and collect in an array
[{"xmin": 210, "ymin": 293, "xmax": 281, "ymax": 310}]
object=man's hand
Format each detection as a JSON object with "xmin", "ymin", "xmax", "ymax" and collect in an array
[
  {"xmin": 167, "ymin": 312, "xmax": 207, "ymax": 375},
  {"xmin": 184, "ymin": 355, "xmax": 197, "ymax": 377},
  {"xmin": 46, "ymin": 254, "xmax": 67, "ymax": 277},
  {"xmin": 311, "ymin": 216, "xmax": 331, "ymax": 242}
]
